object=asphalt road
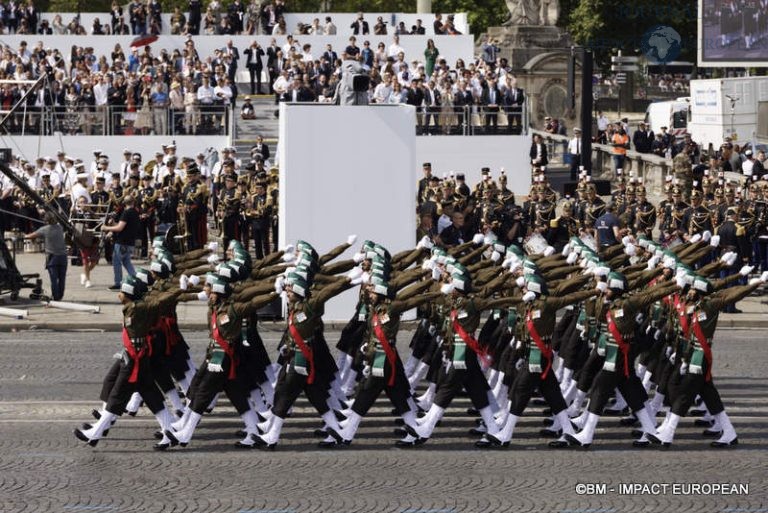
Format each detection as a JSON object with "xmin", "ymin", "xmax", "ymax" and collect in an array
[{"xmin": 0, "ymin": 328, "xmax": 766, "ymax": 513}]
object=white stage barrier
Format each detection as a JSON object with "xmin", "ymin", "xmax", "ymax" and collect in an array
[
  {"xmin": 0, "ymin": 134, "xmax": 227, "ymax": 168},
  {"xmin": 279, "ymin": 103, "xmax": 416, "ymax": 321},
  {"xmin": 415, "ymin": 135, "xmax": 533, "ymax": 196},
  {"xmin": 35, "ymin": 12, "xmax": 468, "ymax": 37},
  {"xmin": 0, "ymin": 34, "xmax": 474, "ymax": 73}
]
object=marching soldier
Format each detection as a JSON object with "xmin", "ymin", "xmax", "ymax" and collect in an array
[
  {"xmin": 181, "ymin": 163, "xmax": 209, "ymax": 250},
  {"xmin": 218, "ymin": 173, "xmax": 242, "ymax": 251},
  {"xmin": 138, "ymin": 174, "xmax": 159, "ymax": 258}
]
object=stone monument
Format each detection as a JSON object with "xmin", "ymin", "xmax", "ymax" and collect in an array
[{"xmin": 478, "ymin": 0, "xmax": 580, "ymax": 129}]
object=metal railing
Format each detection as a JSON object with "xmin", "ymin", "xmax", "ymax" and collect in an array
[
  {"xmin": 414, "ymin": 105, "xmax": 529, "ymax": 136},
  {"xmin": 4, "ymin": 105, "xmax": 233, "ymax": 137}
]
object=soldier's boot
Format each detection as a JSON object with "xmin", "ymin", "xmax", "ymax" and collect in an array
[
  {"xmin": 603, "ymin": 389, "xmax": 628, "ymax": 415},
  {"xmin": 171, "ymin": 407, "xmax": 191, "ymax": 431},
  {"xmin": 494, "ymin": 383, "xmax": 509, "ymax": 412},
  {"xmin": 634, "ymin": 407, "xmax": 659, "ymax": 437},
  {"xmin": 153, "ymin": 408, "xmax": 175, "ymax": 450},
  {"xmin": 327, "ymin": 411, "xmax": 361, "ymax": 446},
  {"xmin": 564, "ymin": 412, "xmax": 600, "ymax": 448},
  {"xmin": 647, "ymin": 391, "xmax": 665, "ymax": 418},
  {"xmin": 165, "ymin": 411, "xmax": 202, "ymax": 447},
  {"xmin": 336, "ymin": 352, "xmax": 351, "ymax": 379},
  {"xmin": 408, "ymin": 361, "xmax": 430, "ymax": 393},
  {"xmin": 74, "ymin": 411, "xmax": 117, "ymax": 447},
  {"xmin": 566, "ymin": 389, "xmax": 588, "ymax": 417},
  {"xmin": 548, "ymin": 411, "xmax": 577, "ymax": 448},
  {"xmin": 476, "ymin": 412, "xmax": 519, "ymax": 447},
  {"xmin": 406, "ymin": 404, "xmax": 444, "ymax": 441},
  {"xmin": 125, "ymin": 392, "xmax": 142, "ymax": 416},
  {"xmin": 486, "ymin": 390, "xmax": 501, "ymax": 414},
  {"xmin": 257, "ymin": 414, "xmax": 274, "ymax": 434},
  {"xmin": 635, "ymin": 363, "xmax": 647, "ymax": 380},
  {"xmin": 648, "ymin": 412, "xmax": 680, "ymax": 448},
  {"xmin": 641, "ymin": 370, "xmax": 653, "ymax": 393},
  {"xmin": 252, "ymin": 415, "xmax": 284, "ymax": 450},
  {"xmin": 554, "ymin": 354, "xmax": 565, "ymax": 382},
  {"xmin": 711, "ymin": 412, "xmax": 738, "ymax": 448},
  {"xmin": 571, "ymin": 409, "xmax": 589, "ymax": 430},
  {"xmin": 702, "ymin": 413, "xmax": 723, "ymax": 437},
  {"xmin": 235, "ymin": 409, "xmax": 261, "ymax": 448},
  {"xmin": 416, "ymin": 382, "xmax": 436, "ymax": 411}
]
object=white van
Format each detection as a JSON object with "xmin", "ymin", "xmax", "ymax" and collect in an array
[{"xmin": 644, "ymin": 99, "xmax": 690, "ymax": 139}]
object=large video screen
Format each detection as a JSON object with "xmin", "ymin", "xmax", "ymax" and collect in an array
[{"xmin": 698, "ymin": 0, "xmax": 768, "ymax": 66}]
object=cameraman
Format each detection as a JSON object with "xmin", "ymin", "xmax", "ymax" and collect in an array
[
  {"xmin": 25, "ymin": 213, "xmax": 68, "ymax": 301},
  {"xmin": 333, "ymin": 53, "xmax": 369, "ymax": 106}
]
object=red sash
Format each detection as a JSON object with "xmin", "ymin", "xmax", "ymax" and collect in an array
[
  {"xmin": 121, "ymin": 328, "xmax": 147, "ymax": 383},
  {"xmin": 606, "ymin": 311, "xmax": 630, "ymax": 378},
  {"xmin": 154, "ymin": 316, "xmax": 178, "ymax": 356},
  {"xmin": 451, "ymin": 309, "xmax": 493, "ymax": 369},
  {"xmin": 525, "ymin": 311, "xmax": 552, "ymax": 379},
  {"xmin": 691, "ymin": 313, "xmax": 714, "ymax": 382},
  {"xmin": 372, "ymin": 313, "xmax": 397, "ymax": 387},
  {"xmin": 675, "ymin": 296, "xmax": 690, "ymax": 339},
  {"xmin": 211, "ymin": 311, "xmax": 237, "ymax": 380},
  {"xmin": 288, "ymin": 313, "xmax": 315, "ymax": 384}
]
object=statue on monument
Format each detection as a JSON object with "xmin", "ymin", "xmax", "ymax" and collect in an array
[{"xmin": 504, "ymin": 0, "xmax": 559, "ymax": 26}]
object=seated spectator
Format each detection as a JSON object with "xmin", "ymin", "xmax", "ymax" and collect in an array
[{"xmin": 241, "ymin": 97, "xmax": 255, "ymax": 119}]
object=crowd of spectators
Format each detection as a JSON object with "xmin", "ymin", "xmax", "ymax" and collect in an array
[
  {"xmin": 0, "ymin": 38, "xmax": 246, "ymax": 136},
  {"xmin": 12, "ymin": 3, "xmax": 462, "ymax": 38},
  {"xmin": 0, "ymin": 23, "xmax": 520, "ymax": 136}
]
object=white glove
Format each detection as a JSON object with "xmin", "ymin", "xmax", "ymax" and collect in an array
[
  {"xmin": 206, "ymin": 254, "xmax": 220, "ymax": 264},
  {"xmin": 431, "ymin": 267, "xmax": 442, "ymax": 281},
  {"xmin": 347, "ymin": 267, "xmax": 363, "ymax": 281},
  {"xmin": 624, "ymin": 243, "xmax": 636, "ymax": 257},
  {"xmin": 675, "ymin": 275, "xmax": 687, "ymax": 288},
  {"xmin": 196, "ymin": 291, "xmax": 209, "ymax": 301},
  {"xmin": 749, "ymin": 278, "xmax": 760, "ymax": 285},
  {"xmin": 726, "ymin": 252, "xmax": 738, "ymax": 267},
  {"xmin": 347, "ymin": 234, "xmax": 357, "ymax": 245},
  {"xmin": 360, "ymin": 272, "xmax": 371, "ymax": 284},
  {"xmin": 647, "ymin": 255, "xmax": 660, "ymax": 270},
  {"xmin": 702, "ymin": 230, "xmax": 712, "ymax": 242},
  {"xmin": 189, "ymin": 275, "xmax": 201, "ymax": 286},
  {"xmin": 422, "ymin": 259, "xmax": 434, "ymax": 270},
  {"xmin": 543, "ymin": 246, "xmax": 555, "ymax": 257},
  {"xmin": 483, "ymin": 234, "xmax": 496, "ymax": 246},
  {"xmin": 515, "ymin": 276, "xmax": 525, "ymax": 288},
  {"xmin": 207, "ymin": 241, "xmax": 219, "ymax": 252},
  {"xmin": 179, "ymin": 274, "xmax": 189, "ymax": 290},
  {"xmin": 663, "ymin": 258, "xmax": 676, "ymax": 270},
  {"xmin": 596, "ymin": 281, "xmax": 608, "ymax": 292},
  {"xmin": 637, "ymin": 238, "xmax": 649, "ymax": 248},
  {"xmin": 352, "ymin": 251, "xmax": 365, "ymax": 263},
  {"xmin": 282, "ymin": 244, "xmax": 295, "ymax": 254},
  {"xmin": 719, "ymin": 251, "xmax": 735, "ymax": 264},
  {"xmin": 282, "ymin": 252, "xmax": 295, "ymax": 263},
  {"xmin": 440, "ymin": 283, "xmax": 454, "ymax": 295},
  {"xmin": 274, "ymin": 276, "xmax": 284, "ymax": 294},
  {"xmin": 417, "ymin": 235, "xmax": 433, "ymax": 250},
  {"xmin": 472, "ymin": 233, "xmax": 484, "ymax": 245},
  {"xmin": 509, "ymin": 261, "xmax": 521, "ymax": 273},
  {"xmin": 739, "ymin": 265, "xmax": 755, "ymax": 276},
  {"xmin": 491, "ymin": 250, "xmax": 501, "ymax": 262},
  {"xmin": 566, "ymin": 252, "xmax": 578, "ymax": 265},
  {"xmin": 761, "ymin": 271, "xmax": 768, "ymax": 283},
  {"xmin": 561, "ymin": 243, "xmax": 571, "ymax": 257},
  {"xmin": 710, "ymin": 235, "xmax": 720, "ymax": 248},
  {"xmin": 501, "ymin": 257, "xmax": 513, "ymax": 269},
  {"xmin": 690, "ymin": 233, "xmax": 702, "ymax": 243},
  {"xmin": 522, "ymin": 291, "xmax": 536, "ymax": 303},
  {"xmin": 621, "ymin": 235, "xmax": 633, "ymax": 246},
  {"xmin": 594, "ymin": 266, "xmax": 610, "ymax": 277},
  {"xmin": 679, "ymin": 363, "xmax": 688, "ymax": 376}
]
